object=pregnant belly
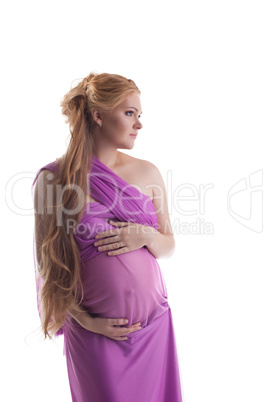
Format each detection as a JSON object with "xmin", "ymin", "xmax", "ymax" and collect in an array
[{"xmin": 79, "ymin": 246, "xmax": 169, "ymax": 327}]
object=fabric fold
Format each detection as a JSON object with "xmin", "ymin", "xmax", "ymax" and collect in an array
[{"xmin": 87, "ymin": 154, "xmax": 159, "ymax": 228}]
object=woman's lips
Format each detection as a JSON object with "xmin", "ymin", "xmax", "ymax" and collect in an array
[{"xmin": 130, "ymin": 134, "xmax": 137, "ymax": 138}]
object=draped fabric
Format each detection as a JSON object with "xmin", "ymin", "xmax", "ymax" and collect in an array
[{"xmin": 32, "ymin": 154, "xmax": 183, "ymax": 402}]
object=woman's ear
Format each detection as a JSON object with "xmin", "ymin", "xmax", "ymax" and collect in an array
[{"xmin": 91, "ymin": 109, "xmax": 103, "ymax": 126}]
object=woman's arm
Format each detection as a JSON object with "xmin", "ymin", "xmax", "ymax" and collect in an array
[
  {"xmin": 145, "ymin": 229, "xmax": 175, "ymax": 260},
  {"xmin": 67, "ymin": 304, "xmax": 95, "ymax": 330},
  {"xmin": 143, "ymin": 161, "xmax": 176, "ymax": 259}
]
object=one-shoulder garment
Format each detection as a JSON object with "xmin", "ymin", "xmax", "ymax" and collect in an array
[{"xmin": 32, "ymin": 155, "xmax": 183, "ymax": 402}]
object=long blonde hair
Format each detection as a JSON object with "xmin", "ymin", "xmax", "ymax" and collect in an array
[{"xmin": 35, "ymin": 72, "xmax": 140, "ymax": 338}]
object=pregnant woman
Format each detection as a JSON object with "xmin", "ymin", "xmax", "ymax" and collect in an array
[{"xmin": 32, "ymin": 72, "xmax": 183, "ymax": 402}]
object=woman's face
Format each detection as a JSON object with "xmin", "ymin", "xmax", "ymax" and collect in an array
[{"xmin": 92, "ymin": 93, "xmax": 143, "ymax": 149}]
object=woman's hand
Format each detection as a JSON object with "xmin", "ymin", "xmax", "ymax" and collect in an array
[
  {"xmin": 88, "ymin": 316, "xmax": 142, "ymax": 341},
  {"xmin": 68, "ymin": 306, "xmax": 142, "ymax": 341},
  {"xmin": 94, "ymin": 220, "xmax": 155, "ymax": 256}
]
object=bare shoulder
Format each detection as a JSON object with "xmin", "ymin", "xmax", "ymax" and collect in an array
[
  {"xmin": 119, "ymin": 151, "xmax": 159, "ymax": 175},
  {"xmin": 118, "ymin": 152, "xmax": 164, "ymax": 199},
  {"xmin": 119, "ymin": 153, "xmax": 173, "ymax": 236}
]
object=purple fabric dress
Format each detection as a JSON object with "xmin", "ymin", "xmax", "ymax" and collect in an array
[{"xmin": 32, "ymin": 155, "xmax": 183, "ymax": 402}]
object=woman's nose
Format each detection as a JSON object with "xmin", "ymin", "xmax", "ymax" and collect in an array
[{"xmin": 135, "ymin": 120, "xmax": 143, "ymax": 130}]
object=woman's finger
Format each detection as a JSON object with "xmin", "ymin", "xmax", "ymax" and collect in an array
[
  {"xmin": 110, "ymin": 336, "xmax": 128, "ymax": 341},
  {"xmin": 115, "ymin": 325, "xmax": 142, "ymax": 337},
  {"xmin": 94, "ymin": 235, "xmax": 120, "ymax": 246},
  {"xmin": 109, "ymin": 318, "xmax": 129, "ymax": 326}
]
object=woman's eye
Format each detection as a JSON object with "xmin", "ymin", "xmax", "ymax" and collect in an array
[{"xmin": 126, "ymin": 111, "xmax": 142, "ymax": 118}]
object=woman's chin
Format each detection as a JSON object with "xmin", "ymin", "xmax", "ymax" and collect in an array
[{"xmin": 118, "ymin": 143, "xmax": 135, "ymax": 150}]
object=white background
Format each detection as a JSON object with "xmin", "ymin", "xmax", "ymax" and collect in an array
[{"xmin": 1, "ymin": 1, "xmax": 267, "ymax": 401}]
